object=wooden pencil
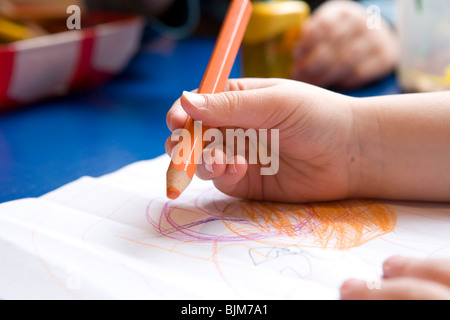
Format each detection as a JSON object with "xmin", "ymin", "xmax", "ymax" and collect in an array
[{"xmin": 166, "ymin": 0, "xmax": 252, "ymax": 200}]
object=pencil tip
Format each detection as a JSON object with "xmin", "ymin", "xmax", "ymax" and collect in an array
[{"xmin": 167, "ymin": 187, "xmax": 181, "ymax": 200}]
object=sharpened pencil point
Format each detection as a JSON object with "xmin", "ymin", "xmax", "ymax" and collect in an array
[{"xmin": 167, "ymin": 187, "xmax": 181, "ymax": 200}]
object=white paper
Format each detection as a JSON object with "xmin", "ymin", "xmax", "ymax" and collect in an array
[{"xmin": 1, "ymin": 155, "xmax": 450, "ymax": 300}]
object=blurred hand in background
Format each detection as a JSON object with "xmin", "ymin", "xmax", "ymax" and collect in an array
[{"xmin": 291, "ymin": 0, "xmax": 399, "ymax": 89}]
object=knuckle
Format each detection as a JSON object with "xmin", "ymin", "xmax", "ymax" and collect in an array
[
  {"xmin": 216, "ymin": 91, "xmax": 241, "ymax": 114},
  {"xmin": 224, "ymin": 79, "xmax": 246, "ymax": 92}
]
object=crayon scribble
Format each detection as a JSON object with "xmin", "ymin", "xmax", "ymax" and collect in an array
[{"xmin": 146, "ymin": 188, "xmax": 397, "ymax": 250}]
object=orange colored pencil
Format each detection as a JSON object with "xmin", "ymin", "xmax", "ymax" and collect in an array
[{"xmin": 166, "ymin": 0, "xmax": 252, "ymax": 200}]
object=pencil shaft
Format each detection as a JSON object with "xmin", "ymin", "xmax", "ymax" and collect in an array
[
  {"xmin": 198, "ymin": 0, "xmax": 253, "ymax": 95},
  {"xmin": 167, "ymin": 0, "xmax": 252, "ymax": 198}
]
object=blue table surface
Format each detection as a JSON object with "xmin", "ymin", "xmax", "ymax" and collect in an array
[{"xmin": 0, "ymin": 36, "xmax": 401, "ymax": 204}]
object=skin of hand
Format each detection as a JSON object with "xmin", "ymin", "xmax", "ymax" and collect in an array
[
  {"xmin": 341, "ymin": 256, "xmax": 450, "ymax": 300},
  {"xmin": 166, "ymin": 78, "xmax": 450, "ymax": 203},
  {"xmin": 166, "ymin": 78, "xmax": 358, "ymax": 203},
  {"xmin": 291, "ymin": 0, "xmax": 399, "ymax": 89}
]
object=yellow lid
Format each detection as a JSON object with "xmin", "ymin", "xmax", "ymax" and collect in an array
[
  {"xmin": 243, "ymin": 1, "xmax": 310, "ymax": 44},
  {"xmin": 0, "ymin": 17, "xmax": 33, "ymax": 42}
]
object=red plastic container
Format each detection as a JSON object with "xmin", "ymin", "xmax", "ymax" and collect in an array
[{"xmin": 0, "ymin": 12, "xmax": 144, "ymax": 111}]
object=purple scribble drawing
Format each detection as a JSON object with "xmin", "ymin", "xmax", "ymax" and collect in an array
[{"xmin": 145, "ymin": 187, "xmax": 397, "ymax": 250}]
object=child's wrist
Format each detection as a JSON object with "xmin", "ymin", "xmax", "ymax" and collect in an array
[{"xmin": 347, "ymin": 97, "xmax": 385, "ymax": 199}]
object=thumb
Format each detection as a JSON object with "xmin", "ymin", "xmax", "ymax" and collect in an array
[{"xmin": 180, "ymin": 88, "xmax": 289, "ymax": 129}]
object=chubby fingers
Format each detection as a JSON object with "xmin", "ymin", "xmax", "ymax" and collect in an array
[
  {"xmin": 340, "ymin": 256, "xmax": 450, "ymax": 300},
  {"xmin": 165, "ymin": 136, "xmax": 249, "ymax": 196},
  {"xmin": 210, "ymin": 155, "xmax": 248, "ymax": 197},
  {"xmin": 383, "ymin": 256, "xmax": 450, "ymax": 287},
  {"xmin": 191, "ymin": 148, "xmax": 248, "ymax": 194},
  {"xmin": 198, "ymin": 147, "xmax": 247, "ymax": 176},
  {"xmin": 195, "ymin": 148, "xmax": 228, "ymax": 180},
  {"xmin": 340, "ymin": 277, "xmax": 450, "ymax": 300}
]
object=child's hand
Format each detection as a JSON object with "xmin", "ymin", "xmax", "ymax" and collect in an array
[
  {"xmin": 167, "ymin": 78, "xmax": 450, "ymax": 203},
  {"xmin": 166, "ymin": 78, "xmax": 360, "ymax": 203},
  {"xmin": 291, "ymin": 0, "xmax": 399, "ymax": 89},
  {"xmin": 341, "ymin": 256, "xmax": 450, "ymax": 300}
]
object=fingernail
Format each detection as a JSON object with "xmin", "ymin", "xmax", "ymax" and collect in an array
[{"xmin": 183, "ymin": 91, "xmax": 206, "ymax": 110}]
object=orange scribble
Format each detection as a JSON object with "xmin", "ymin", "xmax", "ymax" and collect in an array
[{"xmin": 222, "ymin": 200, "xmax": 397, "ymax": 250}]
